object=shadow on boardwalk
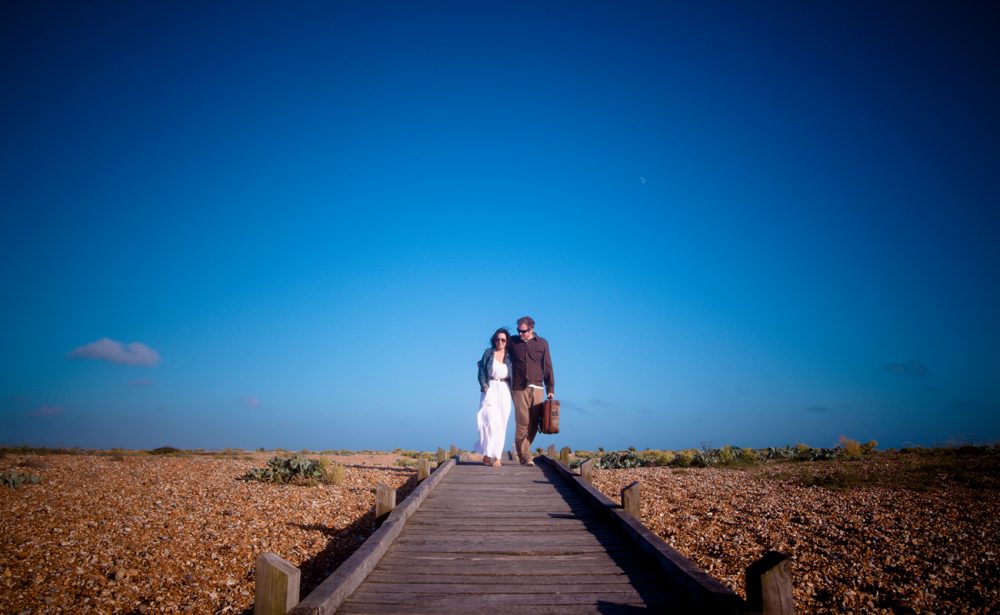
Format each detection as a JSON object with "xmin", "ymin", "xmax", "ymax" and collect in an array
[{"xmin": 240, "ymin": 467, "xmax": 419, "ymax": 615}]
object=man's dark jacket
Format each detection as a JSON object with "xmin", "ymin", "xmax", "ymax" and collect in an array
[{"xmin": 509, "ymin": 334, "xmax": 554, "ymax": 394}]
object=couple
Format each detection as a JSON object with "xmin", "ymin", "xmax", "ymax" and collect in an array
[{"xmin": 473, "ymin": 315, "xmax": 555, "ymax": 468}]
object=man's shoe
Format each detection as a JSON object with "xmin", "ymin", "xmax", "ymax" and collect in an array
[{"xmin": 526, "ymin": 460, "xmax": 535, "ymax": 467}]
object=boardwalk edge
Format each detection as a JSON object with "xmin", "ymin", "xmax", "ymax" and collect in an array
[
  {"xmin": 537, "ymin": 455, "xmax": 749, "ymax": 614},
  {"xmin": 289, "ymin": 458, "xmax": 456, "ymax": 615}
]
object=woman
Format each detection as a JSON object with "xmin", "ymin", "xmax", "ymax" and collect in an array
[{"xmin": 473, "ymin": 327, "xmax": 514, "ymax": 467}]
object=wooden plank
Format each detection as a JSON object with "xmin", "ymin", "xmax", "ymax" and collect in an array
[
  {"xmin": 287, "ymin": 459, "xmax": 456, "ymax": 615},
  {"xmin": 399, "ymin": 529, "xmax": 618, "ymax": 538},
  {"xmin": 428, "ymin": 489, "xmax": 584, "ymax": 497},
  {"xmin": 429, "ymin": 489, "xmax": 581, "ymax": 495},
  {"xmin": 427, "ymin": 492, "xmax": 586, "ymax": 500},
  {"xmin": 254, "ymin": 553, "xmax": 300, "ymax": 615},
  {"xmin": 393, "ymin": 537, "xmax": 619, "ymax": 548},
  {"xmin": 338, "ymin": 603, "xmax": 682, "ymax": 615},
  {"xmin": 387, "ymin": 543, "xmax": 624, "ymax": 553},
  {"xmin": 357, "ymin": 582, "xmax": 663, "ymax": 594},
  {"xmin": 342, "ymin": 590, "xmax": 674, "ymax": 606},
  {"xmin": 746, "ymin": 550, "xmax": 794, "ymax": 615},
  {"xmin": 404, "ymin": 513, "xmax": 600, "ymax": 520},
  {"xmin": 364, "ymin": 572, "xmax": 659, "ymax": 585},
  {"xmin": 419, "ymin": 501, "xmax": 586, "ymax": 507},
  {"xmin": 395, "ymin": 528, "xmax": 623, "ymax": 539},
  {"xmin": 537, "ymin": 456, "xmax": 745, "ymax": 614},
  {"xmin": 375, "ymin": 484, "xmax": 395, "ymax": 521},
  {"xmin": 419, "ymin": 499, "xmax": 583, "ymax": 506},
  {"xmin": 621, "ymin": 480, "xmax": 640, "ymax": 517},
  {"xmin": 369, "ymin": 570, "xmax": 650, "ymax": 582},
  {"xmin": 403, "ymin": 525, "xmax": 604, "ymax": 533},
  {"xmin": 405, "ymin": 517, "xmax": 601, "ymax": 526},
  {"xmin": 377, "ymin": 552, "xmax": 645, "ymax": 565}
]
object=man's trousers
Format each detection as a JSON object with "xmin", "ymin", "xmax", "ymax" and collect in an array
[{"xmin": 513, "ymin": 387, "xmax": 544, "ymax": 464}]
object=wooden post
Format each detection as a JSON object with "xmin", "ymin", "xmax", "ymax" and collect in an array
[
  {"xmin": 746, "ymin": 551, "xmax": 795, "ymax": 615},
  {"xmin": 547, "ymin": 444, "xmax": 556, "ymax": 457},
  {"xmin": 448, "ymin": 444, "xmax": 458, "ymax": 459},
  {"xmin": 559, "ymin": 447, "xmax": 571, "ymax": 466},
  {"xmin": 375, "ymin": 484, "xmax": 396, "ymax": 521},
  {"xmin": 436, "ymin": 447, "xmax": 445, "ymax": 464},
  {"xmin": 417, "ymin": 458, "xmax": 429, "ymax": 481},
  {"xmin": 621, "ymin": 481, "xmax": 640, "ymax": 517},
  {"xmin": 254, "ymin": 553, "xmax": 300, "ymax": 615},
  {"xmin": 579, "ymin": 458, "xmax": 594, "ymax": 483}
]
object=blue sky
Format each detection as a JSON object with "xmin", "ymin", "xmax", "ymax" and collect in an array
[{"xmin": 2, "ymin": 1, "xmax": 998, "ymax": 451}]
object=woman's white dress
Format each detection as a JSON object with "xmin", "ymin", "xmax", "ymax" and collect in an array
[{"xmin": 473, "ymin": 358, "xmax": 512, "ymax": 460}]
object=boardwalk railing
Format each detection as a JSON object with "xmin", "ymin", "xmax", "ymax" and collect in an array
[{"xmin": 255, "ymin": 448, "xmax": 794, "ymax": 614}]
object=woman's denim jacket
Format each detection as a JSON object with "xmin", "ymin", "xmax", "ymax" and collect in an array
[{"xmin": 477, "ymin": 347, "xmax": 513, "ymax": 393}]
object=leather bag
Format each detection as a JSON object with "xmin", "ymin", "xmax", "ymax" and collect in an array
[{"xmin": 539, "ymin": 399, "xmax": 560, "ymax": 435}]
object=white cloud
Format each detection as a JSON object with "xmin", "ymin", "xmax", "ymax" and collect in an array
[{"xmin": 69, "ymin": 337, "xmax": 161, "ymax": 366}]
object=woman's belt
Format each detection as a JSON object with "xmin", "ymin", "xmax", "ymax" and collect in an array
[{"xmin": 491, "ymin": 377, "xmax": 511, "ymax": 382}]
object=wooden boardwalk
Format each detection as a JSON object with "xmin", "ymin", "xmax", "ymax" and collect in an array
[
  {"xmin": 281, "ymin": 456, "xmax": 790, "ymax": 615},
  {"xmin": 338, "ymin": 459, "xmax": 683, "ymax": 613}
]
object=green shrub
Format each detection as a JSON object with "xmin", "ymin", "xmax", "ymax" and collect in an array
[
  {"xmin": 673, "ymin": 449, "xmax": 697, "ymax": 467},
  {"xmin": 595, "ymin": 451, "xmax": 644, "ymax": 469},
  {"xmin": 244, "ymin": 455, "xmax": 344, "ymax": 486},
  {"xmin": 214, "ymin": 448, "xmax": 246, "ymax": 457},
  {"xmin": 862, "ymin": 440, "xmax": 878, "ymax": 455},
  {"xmin": 1, "ymin": 470, "xmax": 42, "ymax": 488},
  {"xmin": 149, "ymin": 446, "xmax": 183, "ymax": 455},
  {"xmin": 838, "ymin": 436, "xmax": 863, "ymax": 460},
  {"xmin": 18, "ymin": 457, "xmax": 46, "ymax": 469},
  {"xmin": 738, "ymin": 447, "xmax": 760, "ymax": 464},
  {"xmin": 317, "ymin": 458, "xmax": 345, "ymax": 484},
  {"xmin": 639, "ymin": 449, "xmax": 675, "ymax": 466}
]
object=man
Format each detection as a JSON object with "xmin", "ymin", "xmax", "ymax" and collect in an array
[{"xmin": 508, "ymin": 315, "xmax": 555, "ymax": 466}]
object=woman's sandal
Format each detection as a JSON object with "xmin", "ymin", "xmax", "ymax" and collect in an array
[
  {"xmin": 482, "ymin": 456, "xmax": 492, "ymax": 466},
  {"xmin": 492, "ymin": 459, "xmax": 502, "ymax": 468}
]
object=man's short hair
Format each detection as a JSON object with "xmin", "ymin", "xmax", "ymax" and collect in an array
[{"xmin": 517, "ymin": 316, "xmax": 535, "ymax": 329}]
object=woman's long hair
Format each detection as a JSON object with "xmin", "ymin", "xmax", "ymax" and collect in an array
[{"xmin": 490, "ymin": 327, "xmax": 511, "ymax": 350}]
